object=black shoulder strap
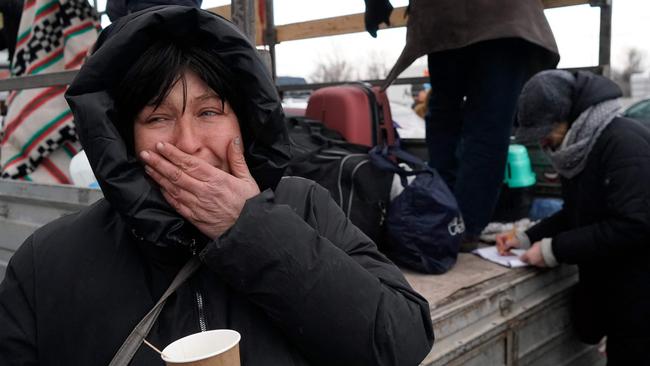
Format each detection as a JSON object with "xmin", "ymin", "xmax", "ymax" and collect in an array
[{"xmin": 108, "ymin": 256, "xmax": 202, "ymax": 366}]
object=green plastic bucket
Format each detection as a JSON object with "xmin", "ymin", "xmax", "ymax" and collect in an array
[{"xmin": 504, "ymin": 144, "xmax": 536, "ymax": 188}]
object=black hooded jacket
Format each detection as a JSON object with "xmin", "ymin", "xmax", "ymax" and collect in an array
[
  {"xmin": 526, "ymin": 72, "xmax": 650, "ymax": 342},
  {"xmin": 0, "ymin": 7, "xmax": 434, "ymax": 365}
]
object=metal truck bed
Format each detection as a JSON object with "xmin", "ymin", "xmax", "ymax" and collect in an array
[
  {"xmin": 0, "ymin": 179, "xmax": 604, "ymax": 365},
  {"xmin": 407, "ymin": 255, "xmax": 604, "ymax": 365},
  {"xmin": 0, "ymin": 180, "xmax": 103, "ymax": 278}
]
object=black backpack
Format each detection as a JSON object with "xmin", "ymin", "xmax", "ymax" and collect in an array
[{"xmin": 283, "ymin": 117, "xmax": 393, "ymax": 249}]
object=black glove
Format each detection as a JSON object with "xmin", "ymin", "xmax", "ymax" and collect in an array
[{"xmin": 364, "ymin": 0, "xmax": 393, "ymax": 38}]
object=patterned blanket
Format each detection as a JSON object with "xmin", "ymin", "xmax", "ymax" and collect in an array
[{"xmin": 1, "ymin": 0, "xmax": 99, "ymax": 184}]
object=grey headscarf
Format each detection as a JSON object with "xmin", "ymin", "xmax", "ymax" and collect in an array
[{"xmin": 516, "ymin": 70, "xmax": 623, "ymax": 178}]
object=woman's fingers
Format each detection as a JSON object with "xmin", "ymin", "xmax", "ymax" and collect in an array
[
  {"xmin": 145, "ymin": 165, "xmax": 200, "ymax": 208},
  {"xmin": 161, "ymin": 188, "xmax": 199, "ymax": 222},
  {"xmin": 496, "ymin": 233, "xmax": 518, "ymax": 255},
  {"xmin": 227, "ymin": 137, "xmax": 253, "ymax": 181},
  {"xmin": 140, "ymin": 149, "xmax": 207, "ymax": 194},
  {"xmin": 496, "ymin": 235, "xmax": 507, "ymax": 255},
  {"xmin": 519, "ymin": 243, "xmax": 546, "ymax": 267},
  {"xmin": 496, "ymin": 234, "xmax": 505, "ymax": 246},
  {"xmin": 140, "ymin": 142, "xmax": 260, "ymax": 240},
  {"xmin": 519, "ymin": 251, "xmax": 530, "ymax": 263},
  {"xmin": 154, "ymin": 142, "xmax": 216, "ymax": 182}
]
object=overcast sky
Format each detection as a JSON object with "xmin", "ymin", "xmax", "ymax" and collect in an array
[{"xmin": 95, "ymin": 0, "xmax": 650, "ymax": 80}]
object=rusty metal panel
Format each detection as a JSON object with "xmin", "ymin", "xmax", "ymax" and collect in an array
[
  {"xmin": 523, "ymin": 331, "xmax": 604, "ymax": 366},
  {"xmin": 515, "ymin": 293, "xmax": 604, "ymax": 365},
  {"xmin": 231, "ymin": 0, "xmax": 255, "ymax": 43},
  {"xmin": 517, "ymin": 295, "xmax": 573, "ymax": 361},
  {"xmin": 429, "ymin": 265, "xmax": 577, "ymax": 342}
]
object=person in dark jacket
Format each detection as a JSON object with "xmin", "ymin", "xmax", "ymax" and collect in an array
[
  {"xmin": 365, "ymin": 0, "xmax": 559, "ymax": 250},
  {"xmin": 497, "ymin": 70, "xmax": 650, "ymax": 366},
  {"xmin": 0, "ymin": 7, "xmax": 434, "ymax": 366}
]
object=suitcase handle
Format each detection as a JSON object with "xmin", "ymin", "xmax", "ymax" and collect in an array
[{"xmin": 286, "ymin": 117, "xmax": 369, "ymax": 161}]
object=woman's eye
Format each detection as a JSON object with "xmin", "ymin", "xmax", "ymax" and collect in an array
[
  {"xmin": 146, "ymin": 116, "xmax": 168, "ymax": 124},
  {"xmin": 200, "ymin": 109, "xmax": 223, "ymax": 117}
]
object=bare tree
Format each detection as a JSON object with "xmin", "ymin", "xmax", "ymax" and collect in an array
[
  {"xmin": 364, "ymin": 51, "xmax": 390, "ymax": 80},
  {"xmin": 310, "ymin": 54, "xmax": 355, "ymax": 83},
  {"xmin": 612, "ymin": 47, "xmax": 646, "ymax": 97}
]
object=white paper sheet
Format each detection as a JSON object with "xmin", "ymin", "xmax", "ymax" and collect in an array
[{"xmin": 472, "ymin": 246, "xmax": 529, "ymax": 268}]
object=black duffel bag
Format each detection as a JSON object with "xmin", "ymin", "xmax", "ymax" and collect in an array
[
  {"xmin": 283, "ymin": 117, "xmax": 393, "ymax": 249},
  {"xmin": 369, "ymin": 145, "xmax": 463, "ymax": 274}
]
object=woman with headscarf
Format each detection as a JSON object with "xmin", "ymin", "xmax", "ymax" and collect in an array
[
  {"xmin": 497, "ymin": 70, "xmax": 650, "ymax": 366},
  {"xmin": 0, "ymin": 7, "xmax": 434, "ymax": 365}
]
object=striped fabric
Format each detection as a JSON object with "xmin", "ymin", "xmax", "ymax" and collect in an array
[{"xmin": 1, "ymin": 0, "xmax": 99, "ymax": 184}]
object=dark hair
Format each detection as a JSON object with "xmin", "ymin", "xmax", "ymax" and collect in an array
[{"xmin": 113, "ymin": 39, "xmax": 246, "ymax": 151}]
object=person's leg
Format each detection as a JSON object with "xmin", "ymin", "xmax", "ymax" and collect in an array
[
  {"xmin": 454, "ymin": 39, "xmax": 537, "ymax": 239},
  {"xmin": 425, "ymin": 50, "xmax": 467, "ymax": 189}
]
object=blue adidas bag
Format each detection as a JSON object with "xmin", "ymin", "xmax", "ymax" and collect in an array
[{"xmin": 369, "ymin": 146, "xmax": 463, "ymax": 274}]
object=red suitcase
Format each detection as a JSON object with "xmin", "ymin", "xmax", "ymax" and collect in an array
[{"xmin": 305, "ymin": 84, "xmax": 396, "ymax": 147}]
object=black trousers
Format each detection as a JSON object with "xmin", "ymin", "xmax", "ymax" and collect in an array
[{"xmin": 426, "ymin": 39, "xmax": 549, "ymax": 236}]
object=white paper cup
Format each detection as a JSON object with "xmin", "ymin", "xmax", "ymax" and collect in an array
[{"xmin": 161, "ymin": 329, "xmax": 241, "ymax": 366}]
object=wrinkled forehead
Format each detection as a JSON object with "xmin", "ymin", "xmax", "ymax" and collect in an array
[{"xmin": 150, "ymin": 70, "xmax": 223, "ymax": 104}]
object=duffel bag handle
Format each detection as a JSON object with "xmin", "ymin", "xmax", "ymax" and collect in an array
[
  {"xmin": 383, "ymin": 145, "xmax": 429, "ymax": 169},
  {"xmin": 369, "ymin": 145, "xmax": 431, "ymax": 176}
]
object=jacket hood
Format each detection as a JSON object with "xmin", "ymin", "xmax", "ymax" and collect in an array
[
  {"xmin": 568, "ymin": 70, "xmax": 622, "ymax": 123},
  {"xmin": 65, "ymin": 6, "xmax": 291, "ymax": 247}
]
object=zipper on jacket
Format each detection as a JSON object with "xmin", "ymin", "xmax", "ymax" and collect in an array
[
  {"xmin": 189, "ymin": 238, "xmax": 197, "ymax": 256},
  {"xmin": 131, "ymin": 228, "xmax": 145, "ymax": 241},
  {"xmin": 189, "ymin": 248, "xmax": 207, "ymax": 333},
  {"xmin": 190, "ymin": 249, "xmax": 207, "ymax": 332},
  {"xmin": 195, "ymin": 289, "xmax": 208, "ymax": 332}
]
